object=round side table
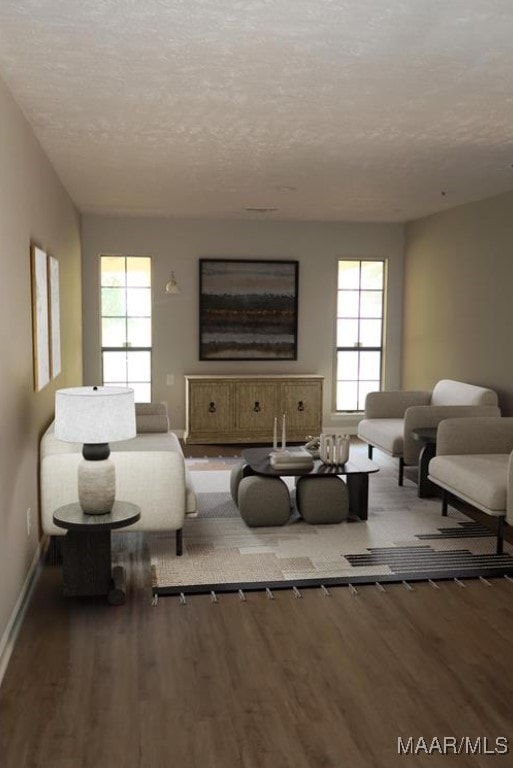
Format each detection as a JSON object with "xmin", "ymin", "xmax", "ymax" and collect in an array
[{"xmin": 53, "ymin": 501, "xmax": 140, "ymax": 605}]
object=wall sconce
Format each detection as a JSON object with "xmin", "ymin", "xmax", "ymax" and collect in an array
[{"xmin": 165, "ymin": 272, "xmax": 181, "ymax": 294}]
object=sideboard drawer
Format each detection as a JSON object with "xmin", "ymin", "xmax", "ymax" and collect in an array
[
  {"xmin": 282, "ymin": 380, "xmax": 323, "ymax": 435},
  {"xmin": 234, "ymin": 382, "xmax": 278, "ymax": 434},
  {"xmin": 188, "ymin": 381, "xmax": 232, "ymax": 437}
]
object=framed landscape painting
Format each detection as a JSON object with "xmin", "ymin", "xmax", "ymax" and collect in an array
[{"xmin": 199, "ymin": 259, "xmax": 299, "ymax": 360}]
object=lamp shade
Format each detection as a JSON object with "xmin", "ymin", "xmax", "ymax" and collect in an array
[{"xmin": 55, "ymin": 386, "xmax": 136, "ymax": 444}]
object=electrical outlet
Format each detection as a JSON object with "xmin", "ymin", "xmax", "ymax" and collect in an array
[
  {"xmin": 166, "ymin": 374, "xmax": 175, "ymax": 386},
  {"xmin": 26, "ymin": 507, "xmax": 31, "ymax": 536}
]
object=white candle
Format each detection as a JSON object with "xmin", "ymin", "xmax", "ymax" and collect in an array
[
  {"xmin": 273, "ymin": 416, "xmax": 278, "ymax": 450},
  {"xmin": 281, "ymin": 413, "xmax": 286, "ymax": 449}
]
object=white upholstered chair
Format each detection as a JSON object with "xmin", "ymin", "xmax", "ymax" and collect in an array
[
  {"xmin": 357, "ymin": 379, "xmax": 500, "ymax": 485},
  {"xmin": 429, "ymin": 416, "xmax": 513, "ymax": 554}
]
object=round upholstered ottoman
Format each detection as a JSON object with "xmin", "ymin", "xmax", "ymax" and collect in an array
[
  {"xmin": 230, "ymin": 460, "xmax": 249, "ymax": 504},
  {"xmin": 237, "ymin": 475, "xmax": 291, "ymax": 527},
  {"xmin": 296, "ymin": 476, "xmax": 349, "ymax": 524}
]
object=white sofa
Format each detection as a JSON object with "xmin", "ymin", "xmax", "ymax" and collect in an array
[
  {"xmin": 429, "ymin": 417, "xmax": 513, "ymax": 554},
  {"xmin": 40, "ymin": 403, "xmax": 196, "ymax": 555},
  {"xmin": 357, "ymin": 379, "xmax": 500, "ymax": 485}
]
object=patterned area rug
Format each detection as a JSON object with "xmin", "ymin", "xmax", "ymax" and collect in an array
[{"xmin": 150, "ymin": 446, "xmax": 513, "ymax": 595}]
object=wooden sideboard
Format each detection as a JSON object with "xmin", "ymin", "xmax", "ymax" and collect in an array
[{"xmin": 184, "ymin": 375, "xmax": 323, "ymax": 444}]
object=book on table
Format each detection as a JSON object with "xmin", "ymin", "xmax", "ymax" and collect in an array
[{"xmin": 270, "ymin": 448, "xmax": 314, "ymax": 470}]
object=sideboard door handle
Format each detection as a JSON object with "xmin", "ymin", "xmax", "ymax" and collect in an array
[
  {"xmin": 297, "ymin": 400, "xmax": 305, "ymax": 411},
  {"xmin": 253, "ymin": 401, "xmax": 261, "ymax": 412},
  {"xmin": 208, "ymin": 402, "xmax": 216, "ymax": 413}
]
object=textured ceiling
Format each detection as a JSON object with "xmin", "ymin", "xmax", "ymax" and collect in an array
[{"xmin": 1, "ymin": 1, "xmax": 513, "ymax": 222}]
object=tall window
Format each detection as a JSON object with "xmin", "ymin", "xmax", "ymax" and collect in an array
[
  {"xmin": 100, "ymin": 256, "xmax": 152, "ymax": 402},
  {"xmin": 336, "ymin": 259, "xmax": 385, "ymax": 411}
]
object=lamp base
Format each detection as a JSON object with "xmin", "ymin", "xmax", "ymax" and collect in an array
[{"xmin": 78, "ymin": 457, "xmax": 115, "ymax": 515}]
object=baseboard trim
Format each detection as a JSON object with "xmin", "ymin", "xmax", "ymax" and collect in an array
[{"xmin": 0, "ymin": 537, "xmax": 48, "ymax": 689}]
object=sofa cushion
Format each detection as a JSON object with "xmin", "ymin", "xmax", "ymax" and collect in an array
[
  {"xmin": 431, "ymin": 380, "xmax": 498, "ymax": 407},
  {"xmin": 429, "ymin": 454, "xmax": 508, "ymax": 511},
  {"xmin": 357, "ymin": 418, "xmax": 404, "ymax": 456},
  {"xmin": 135, "ymin": 402, "xmax": 170, "ymax": 433}
]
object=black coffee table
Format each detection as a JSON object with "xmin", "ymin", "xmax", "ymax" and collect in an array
[
  {"xmin": 241, "ymin": 446, "xmax": 379, "ymax": 520},
  {"xmin": 53, "ymin": 501, "xmax": 140, "ymax": 605},
  {"xmin": 412, "ymin": 427, "xmax": 438, "ymax": 498}
]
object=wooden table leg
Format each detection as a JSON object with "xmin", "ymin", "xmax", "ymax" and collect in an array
[
  {"xmin": 108, "ymin": 565, "xmax": 127, "ymax": 605},
  {"xmin": 61, "ymin": 530, "xmax": 112, "ymax": 597}
]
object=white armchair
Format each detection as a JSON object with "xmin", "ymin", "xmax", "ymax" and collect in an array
[
  {"xmin": 429, "ymin": 417, "xmax": 513, "ymax": 553},
  {"xmin": 358, "ymin": 379, "xmax": 500, "ymax": 485}
]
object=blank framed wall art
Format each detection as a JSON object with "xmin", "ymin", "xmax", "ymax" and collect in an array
[
  {"xmin": 30, "ymin": 244, "xmax": 50, "ymax": 391},
  {"xmin": 48, "ymin": 254, "xmax": 61, "ymax": 379}
]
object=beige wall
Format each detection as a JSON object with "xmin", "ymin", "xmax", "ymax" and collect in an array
[
  {"xmin": 82, "ymin": 215, "xmax": 404, "ymax": 430},
  {"xmin": 0, "ymin": 75, "xmax": 82, "ymax": 651},
  {"xmin": 403, "ymin": 190, "xmax": 513, "ymax": 413}
]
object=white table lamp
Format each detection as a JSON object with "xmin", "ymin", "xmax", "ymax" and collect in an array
[{"xmin": 55, "ymin": 386, "xmax": 136, "ymax": 514}]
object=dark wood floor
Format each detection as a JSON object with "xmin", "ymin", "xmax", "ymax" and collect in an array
[{"xmin": 1, "ymin": 531, "xmax": 513, "ymax": 767}]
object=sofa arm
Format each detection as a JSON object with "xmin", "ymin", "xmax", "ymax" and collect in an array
[
  {"xmin": 436, "ymin": 417, "xmax": 513, "ymax": 457},
  {"xmin": 364, "ymin": 390, "xmax": 432, "ymax": 419},
  {"xmin": 403, "ymin": 405, "xmax": 502, "ymax": 464}
]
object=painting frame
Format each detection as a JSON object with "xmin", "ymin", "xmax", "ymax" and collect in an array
[
  {"xmin": 48, "ymin": 254, "xmax": 61, "ymax": 379},
  {"xmin": 30, "ymin": 244, "xmax": 51, "ymax": 391},
  {"xmin": 199, "ymin": 259, "xmax": 299, "ymax": 361}
]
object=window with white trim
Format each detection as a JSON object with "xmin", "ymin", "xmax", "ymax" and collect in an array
[
  {"xmin": 100, "ymin": 255, "xmax": 152, "ymax": 402},
  {"xmin": 335, "ymin": 259, "xmax": 385, "ymax": 411}
]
